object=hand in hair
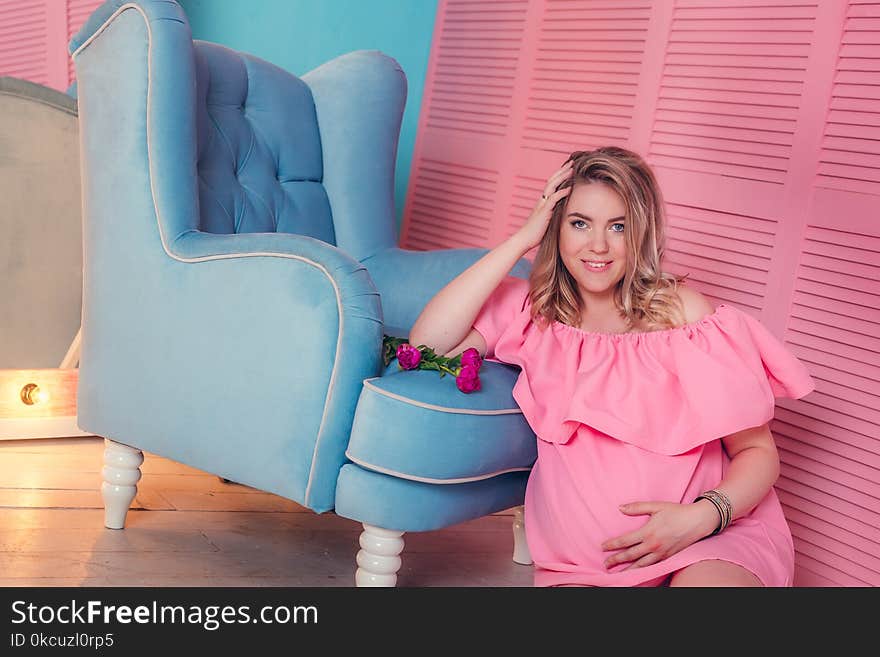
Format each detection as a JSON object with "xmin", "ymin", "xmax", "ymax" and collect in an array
[{"xmin": 514, "ymin": 160, "xmax": 573, "ymax": 250}]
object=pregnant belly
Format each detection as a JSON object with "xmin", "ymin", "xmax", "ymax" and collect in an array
[{"xmin": 526, "ymin": 429, "xmax": 724, "ymax": 561}]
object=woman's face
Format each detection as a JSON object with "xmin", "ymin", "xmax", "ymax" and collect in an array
[{"xmin": 558, "ymin": 181, "xmax": 628, "ymax": 301}]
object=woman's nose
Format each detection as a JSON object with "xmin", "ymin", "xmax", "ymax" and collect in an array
[{"xmin": 587, "ymin": 233, "xmax": 609, "ymax": 254}]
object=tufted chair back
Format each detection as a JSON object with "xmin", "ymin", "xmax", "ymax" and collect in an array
[{"xmin": 193, "ymin": 42, "xmax": 335, "ymax": 243}]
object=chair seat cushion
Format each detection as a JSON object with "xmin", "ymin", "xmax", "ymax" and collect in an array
[
  {"xmin": 335, "ymin": 464, "xmax": 529, "ymax": 532},
  {"xmin": 345, "ymin": 361, "xmax": 536, "ymax": 483}
]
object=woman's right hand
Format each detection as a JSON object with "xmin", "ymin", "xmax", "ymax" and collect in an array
[{"xmin": 514, "ymin": 160, "xmax": 574, "ymax": 251}]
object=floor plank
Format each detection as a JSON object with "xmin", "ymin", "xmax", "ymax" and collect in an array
[{"xmin": 0, "ymin": 438, "xmax": 533, "ymax": 587}]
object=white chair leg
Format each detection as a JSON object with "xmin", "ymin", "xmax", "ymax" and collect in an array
[
  {"xmin": 512, "ymin": 505, "xmax": 533, "ymax": 565},
  {"xmin": 101, "ymin": 439, "xmax": 143, "ymax": 530},
  {"xmin": 355, "ymin": 524, "xmax": 405, "ymax": 587}
]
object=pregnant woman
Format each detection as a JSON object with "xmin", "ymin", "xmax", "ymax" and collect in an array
[{"xmin": 408, "ymin": 146, "xmax": 814, "ymax": 586}]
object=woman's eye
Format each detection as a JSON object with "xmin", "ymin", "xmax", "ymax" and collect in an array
[
  {"xmin": 611, "ymin": 223, "xmax": 625, "ymax": 233},
  {"xmin": 571, "ymin": 220, "xmax": 587, "ymax": 229}
]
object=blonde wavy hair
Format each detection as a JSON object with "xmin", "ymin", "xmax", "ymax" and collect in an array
[{"xmin": 528, "ymin": 146, "xmax": 687, "ymax": 332}]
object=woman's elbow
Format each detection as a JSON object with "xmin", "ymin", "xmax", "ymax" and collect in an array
[
  {"xmin": 408, "ymin": 327, "xmax": 445, "ymax": 352},
  {"xmin": 408, "ymin": 314, "xmax": 434, "ymax": 349},
  {"xmin": 755, "ymin": 443, "xmax": 781, "ymax": 484},
  {"xmin": 407, "ymin": 330, "xmax": 430, "ymax": 349}
]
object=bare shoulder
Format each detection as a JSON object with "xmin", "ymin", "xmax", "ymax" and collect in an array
[{"xmin": 675, "ymin": 285, "xmax": 715, "ymax": 324}]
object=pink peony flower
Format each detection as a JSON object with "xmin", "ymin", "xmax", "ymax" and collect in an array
[
  {"xmin": 383, "ymin": 335, "xmax": 489, "ymax": 394},
  {"xmin": 461, "ymin": 347, "xmax": 483, "ymax": 371},
  {"xmin": 456, "ymin": 363, "xmax": 482, "ymax": 393},
  {"xmin": 396, "ymin": 343, "xmax": 422, "ymax": 370}
]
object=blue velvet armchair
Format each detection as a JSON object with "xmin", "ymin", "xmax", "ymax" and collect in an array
[{"xmin": 72, "ymin": 0, "xmax": 537, "ymax": 586}]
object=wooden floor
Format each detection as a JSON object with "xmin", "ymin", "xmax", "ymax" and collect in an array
[{"xmin": 0, "ymin": 437, "xmax": 534, "ymax": 587}]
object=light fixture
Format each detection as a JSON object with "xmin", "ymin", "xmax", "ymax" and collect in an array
[
  {"xmin": 20, "ymin": 382, "xmax": 49, "ymax": 406},
  {"xmin": 1, "ymin": 368, "xmax": 90, "ymax": 440}
]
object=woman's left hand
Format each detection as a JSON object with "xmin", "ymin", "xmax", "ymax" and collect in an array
[{"xmin": 600, "ymin": 501, "xmax": 718, "ymax": 570}]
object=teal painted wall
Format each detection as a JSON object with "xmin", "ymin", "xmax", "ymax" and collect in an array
[{"xmin": 179, "ymin": 0, "xmax": 438, "ymax": 236}]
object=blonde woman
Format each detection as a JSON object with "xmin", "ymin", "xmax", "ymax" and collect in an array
[{"xmin": 409, "ymin": 147, "xmax": 815, "ymax": 587}]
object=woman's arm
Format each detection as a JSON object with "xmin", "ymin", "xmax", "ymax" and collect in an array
[
  {"xmin": 407, "ymin": 233, "xmax": 532, "ymax": 356},
  {"xmin": 693, "ymin": 423, "xmax": 781, "ymax": 532},
  {"xmin": 677, "ymin": 289, "xmax": 782, "ymax": 528}
]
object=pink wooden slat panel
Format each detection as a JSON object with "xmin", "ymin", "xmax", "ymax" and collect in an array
[
  {"xmin": 426, "ymin": 0, "xmax": 527, "ymax": 140},
  {"xmin": 779, "ymin": 451, "xmax": 879, "ymax": 518},
  {"xmin": 402, "ymin": 0, "xmax": 536, "ymax": 250},
  {"xmin": 66, "ymin": 0, "xmax": 104, "ymax": 86},
  {"xmin": 791, "ymin": 527, "xmax": 878, "ymax": 586},
  {"xmin": 781, "ymin": 398, "xmax": 877, "ymax": 455},
  {"xmin": 407, "ymin": 157, "xmax": 498, "ymax": 249},
  {"xmin": 778, "ymin": 485, "xmax": 880, "ymax": 554},
  {"xmin": 674, "ymin": 2, "xmax": 817, "ymax": 17},
  {"xmin": 648, "ymin": 2, "xmax": 816, "ymax": 185},
  {"xmin": 789, "ymin": 340, "xmax": 880, "ymax": 387},
  {"xmin": 790, "ymin": 519, "xmax": 880, "ymax": 580},
  {"xmin": 779, "ymin": 463, "xmax": 879, "ymax": 524},
  {"xmin": 817, "ymin": 6, "xmax": 880, "ymax": 195},
  {"xmin": 776, "ymin": 429, "xmax": 880, "ymax": 486},
  {"xmin": 792, "ymin": 538, "xmax": 878, "ymax": 586},
  {"xmin": 668, "ymin": 40, "xmax": 811, "ymax": 58},
  {"xmin": 795, "ymin": 559, "xmax": 859, "ymax": 587},
  {"xmin": 0, "ymin": 0, "xmax": 49, "ymax": 85},
  {"xmin": 663, "ymin": 201, "xmax": 775, "ymax": 310},
  {"xmin": 774, "ymin": 412, "xmax": 879, "ymax": 478},
  {"xmin": 523, "ymin": 1, "xmax": 652, "ymax": 155},
  {"xmin": 0, "ymin": 0, "xmax": 102, "ymax": 91}
]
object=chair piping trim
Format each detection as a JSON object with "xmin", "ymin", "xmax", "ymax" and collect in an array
[
  {"xmin": 361, "ymin": 379, "xmax": 522, "ymax": 415},
  {"xmin": 344, "ymin": 452, "xmax": 531, "ymax": 485},
  {"xmin": 72, "ymin": 4, "xmax": 341, "ymax": 508}
]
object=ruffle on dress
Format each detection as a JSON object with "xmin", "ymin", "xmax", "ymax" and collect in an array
[{"xmin": 478, "ymin": 279, "xmax": 815, "ymax": 455}]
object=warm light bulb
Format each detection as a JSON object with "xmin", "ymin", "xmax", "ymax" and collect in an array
[{"xmin": 20, "ymin": 383, "xmax": 48, "ymax": 406}]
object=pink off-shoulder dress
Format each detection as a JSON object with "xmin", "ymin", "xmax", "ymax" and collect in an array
[{"xmin": 472, "ymin": 276, "xmax": 816, "ymax": 587}]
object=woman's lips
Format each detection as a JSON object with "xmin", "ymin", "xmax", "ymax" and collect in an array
[{"xmin": 582, "ymin": 260, "xmax": 612, "ymax": 273}]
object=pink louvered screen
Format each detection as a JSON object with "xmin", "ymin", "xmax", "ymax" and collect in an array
[
  {"xmin": 0, "ymin": 0, "xmax": 102, "ymax": 91},
  {"xmin": 0, "ymin": 0, "xmax": 50, "ymax": 85},
  {"xmin": 403, "ymin": 0, "xmax": 880, "ymax": 586},
  {"xmin": 66, "ymin": 0, "xmax": 103, "ymax": 84}
]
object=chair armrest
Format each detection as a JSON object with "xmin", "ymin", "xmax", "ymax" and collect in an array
[
  {"xmin": 173, "ymin": 230, "xmax": 377, "ymax": 286},
  {"xmin": 78, "ymin": 230, "xmax": 382, "ymax": 512},
  {"xmin": 361, "ymin": 246, "xmax": 532, "ymax": 336},
  {"xmin": 302, "ymin": 51, "xmax": 407, "ymax": 262},
  {"xmin": 169, "ymin": 230, "xmax": 382, "ymax": 345}
]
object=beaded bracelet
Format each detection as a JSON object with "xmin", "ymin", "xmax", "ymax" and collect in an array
[
  {"xmin": 694, "ymin": 489, "xmax": 733, "ymax": 535},
  {"xmin": 698, "ymin": 495, "xmax": 727, "ymax": 535}
]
